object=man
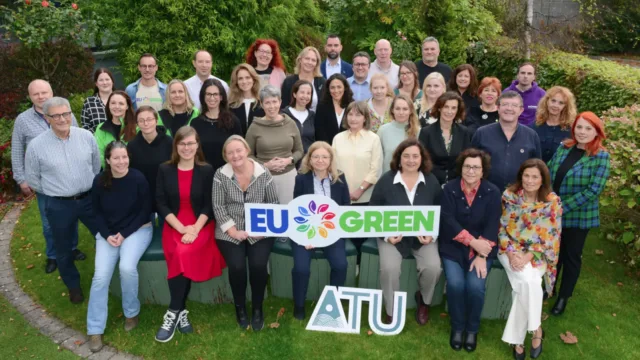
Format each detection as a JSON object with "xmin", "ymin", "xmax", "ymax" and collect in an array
[
  {"xmin": 347, "ymin": 52, "xmax": 372, "ymax": 102},
  {"xmin": 415, "ymin": 36, "xmax": 452, "ymax": 87},
  {"xmin": 11, "ymin": 80, "xmax": 83, "ymax": 274},
  {"xmin": 184, "ymin": 50, "xmax": 230, "ymax": 110},
  {"xmin": 471, "ymin": 91, "xmax": 541, "ymax": 192},
  {"xmin": 25, "ymin": 97, "xmax": 101, "ymax": 304},
  {"xmin": 369, "ymin": 39, "xmax": 400, "ymax": 89},
  {"xmin": 320, "ymin": 34, "xmax": 353, "ymax": 79},
  {"xmin": 125, "ymin": 53, "xmax": 167, "ymax": 111},
  {"xmin": 504, "ymin": 62, "xmax": 546, "ymax": 126}
]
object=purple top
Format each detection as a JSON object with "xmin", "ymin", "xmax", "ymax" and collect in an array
[{"xmin": 504, "ymin": 80, "xmax": 546, "ymax": 126}]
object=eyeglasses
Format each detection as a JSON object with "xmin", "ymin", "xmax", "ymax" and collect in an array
[
  {"xmin": 311, "ymin": 155, "xmax": 330, "ymax": 160},
  {"xmin": 400, "ymin": 72, "xmax": 413, "ymax": 76},
  {"xmin": 139, "ymin": 64, "xmax": 157, "ymax": 70},
  {"xmin": 256, "ymin": 50, "xmax": 272, "ymax": 56},
  {"xmin": 353, "ymin": 63, "xmax": 369, "ymax": 68},
  {"xmin": 205, "ymin": 92, "xmax": 221, "ymax": 99},
  {"xmin": 46, "ymin": 111, "xmax": 73, "ymax": 120},
  {"xmin": 178, "ymin": 142, "xmax": 198, "ymax": 148},
  {"xmin": 463, "ymin": 165, "xmax": 482, "ymax": 172},
  {"xmin": 137, "ymin": 118, "xmax": 156, "ymax": 124}
]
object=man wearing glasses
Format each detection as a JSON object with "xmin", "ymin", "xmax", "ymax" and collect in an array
[
  {"xmin": 25, "ymin": 97, "xmax": 101, "ymax": 304},
  {"xmin": 471, "ymin": 91, "xmax": 541, "ymax": 191},
  {"xmin": 184, "ymin": 50, "xmax": 229, "ymax": 110},
  {"xmin": 347, "ymin": 52, "xmax": 373, "ymax": 102},
  {"xmin": 125, "ymin": 53, "xmax": 167, "ymax": 111},
  {"xmin": 11, "ymin": 80, "xmax": 84, "ymax": 274}
]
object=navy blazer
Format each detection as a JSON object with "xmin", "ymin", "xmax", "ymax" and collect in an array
[
  {"xmin": 293, "ymin": 172, "xmax": 350, "ymax": 206},
  {"xmin": 320, "ymin": 59, "xmax": 354, "ymax": 79},
  {"xmin": 438, "ymin": 178, "xmax": 502, "ymax": 268}
]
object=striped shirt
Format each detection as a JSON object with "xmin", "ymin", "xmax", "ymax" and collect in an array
[
  {"xmin": 11, "ymin": 107, "xmax": 78, "ymax": 184},
  {"xmin": 25, "ymin": 127, "xmax": 101, "ymax": 197},
  {"xmin": 313, "ymin": 173, "xmax": 332, "ymax": 197},
  {"xmin": 80, "ymin": 95, "xmax": 108, "ymax": 133},
  {"xmin": 212, "ymin": 159, "xmax": 279, "ymax": 244}
]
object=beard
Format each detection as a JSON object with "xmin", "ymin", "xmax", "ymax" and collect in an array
[{"xmin": 327, "ymin": 51, "xmax": 339, "ymax": 60}]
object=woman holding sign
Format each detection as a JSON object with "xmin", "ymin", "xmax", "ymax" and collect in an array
[
  {"xmin": 291, "ymin": 141, "xmax": 351, "ymax": 320},
  {"xmin": 369, "ymin": 138, "xmax": 442, "ymax": 326}
]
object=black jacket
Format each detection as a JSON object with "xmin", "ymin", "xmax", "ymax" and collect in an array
[
  {"xmin": 230, "ymin": 101, "xmax": 265, "ymax": 136},
  {"xmin": 282, "ymin": 107, "xmax": 316, "ymax": 153},
  {"xmin": 156, "ymin": 163, "xmax": 215, "ymax": 223},
  {"xmin": 293, "ymin": 172, "xmax": 350, "ymax": 206},
  {"xmin": 314, "ymin": 103, "xmax": 343, "ymax": 145},
  {"xmin": 418, "ymin": 121, "xmax": 472, "ymax": 185},
  {"xmin": 281, "ymin": 75, "xmax": 326, "ymax": 110}
]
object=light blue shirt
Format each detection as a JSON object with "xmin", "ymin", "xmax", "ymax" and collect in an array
[
  {"xmin": 325, "ymin": 58, "xmax": 342, "ymax": 79},
  {"xmin": 347, "ymin": 76, "xmax": 372, "ymax": 102},
  {"xmin": 313, "ymin": 173, "xmax": 332, "ymax": 198}
]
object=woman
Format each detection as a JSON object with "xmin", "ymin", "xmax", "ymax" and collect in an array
[
  {"xmin": 377, "ymin": 94, "xmax": 421, "ymax": 173},
  {"xmin": 155, "ymin": 126, "xmax": 226, "ymax": 343},
  {"xmin": 281, "ymin": 46, "xmax": 326, "ymax": 111},
  {"xmin": 158, "ymin": 79, "xmax": 200, "ymax": 137},
  {"xmin": 245, "ymin": 39, "xmax": 287, "ymax": 89},
  {"xmin": 532, "ymin": 86, "xmax": 576, "ymax": 163},
  {"xmin": 82, "ymin": 68, "xmax": 115, "ymax": 133},
  {"xmin": 439, "ymin": 149, "xmax": 501, "ymax": 352},
  {"xmin": 314, "ymin": 74, "xmax": 353, "ymax": 145},
  {"xmin": 282, "ymin": 80, "xmax": 316, "ymax": 153},
  {"xmin": 415, "ymin": 72, "xmax": 446, "ymax": 127},
  {"xmin": 498, "ymin": 159, "xmax": 562, "ymax": 360},
  {"xmin": 394, "ymin": 61, "xmax": 422, "ymax": 101},
  {"xmin": 367, "ymin": 74, "xmax": 394, "ymax": 133},
  {"xmin": 228, "ymin": 64, "xmax": 265, "ymax": 136},
  {"xmin": 369, "ymin": 139, "xmax": 442, "ymax": 325},
  {"xmin": 548, "ymin": 112, "xmax": 610, "ymax": 316},
  {"xmin": 419, "ymin": 92, "xmax": 472, "ymax": 185},
  {"xmin": 464, "ymin": 77, "xmax": 501, "ymax": 132},
  {"xmin": 212, "ymin": 135, "xmax": 279, "ymax": 331},
  {"xmin": 87, "ymin": 142, "xmax": 152, "ymax": 352},
  {"xmin": 448, "ymin": 64, "xmax": 479, "ymax": 111},
  {"xmin": 291, "ymin": 142, "xmax": 350, "ymax": 320},
  {"xmin": 190, "ymin": 78, "xmax": 243, "ymax": 173},
  {"xmin": 246, "ymin": 85, "xmax": 304, "ymax": 205},
  {"xmin": 94, "ymin": 91, "xmax": 137, "ymax": 167}
]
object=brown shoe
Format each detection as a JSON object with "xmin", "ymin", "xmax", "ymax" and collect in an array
[
  {"xmin": 88, "ymin": 334, "xmax": 103, "ymax": 352},
  {"xmin": 415, "ymin": 291, "xmax": 430, "ymax": 325},
  {"xmin": 69, "ymin": 288, "xmax": 84, "ymax": 304},
  {"xmin": 124, "ymin": 315, "xmax": 139, "ymax": 332},
  {"xmin": 383, "ymin": 313, "xmax": 393, "ymax": 324}
]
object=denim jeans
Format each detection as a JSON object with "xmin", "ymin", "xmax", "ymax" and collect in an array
[
  {"xmin": 87, "ymin": 226, "xmax": 152, "ymax": 335},
  {"xmin": 36, "ymin": 192, "xmax": 79, "ymax": 259},
  {"xmin": 291, "ymin": 239, "xmax": 348, "ymax": 307},
  {"xmin": 442, "ymin": 257, "xmax": 493, "ymax": 333}
]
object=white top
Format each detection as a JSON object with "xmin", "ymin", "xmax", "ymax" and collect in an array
[
  {"xmin": 184, "ymin": 74, "xmax": 230, "ymax": 111},
  {"xmin": 393, "ymin": 170, "xmax": 425, "ymax": 205},
  {"xmin": 288, "ymin": 107, "xmax": 309, "ymax": 125},
  {"xmin": 325, "ymin": 58, "xmax": 342, "ymax": 78},
  {"xmin": 369, "ymin": 60, "xmax": 400, "ymax": 90},
  {"xmin": 335, "ymin": 109, "xmax": 344, "ymax": 128},
  {"xmin": 311, "ymin": 88, "xmax": 319, "ymax": 112},
  {"xmin": 242, "ymin": 99, "xmax": 255, "ymax": 125}
]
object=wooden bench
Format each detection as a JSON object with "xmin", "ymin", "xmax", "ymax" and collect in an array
[{"xmin": 269, "ymin": 239, "xmax": 358, "ymax": 301}]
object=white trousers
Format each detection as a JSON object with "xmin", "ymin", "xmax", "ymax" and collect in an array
[
  {"xmin": 272, "ymin": 168, "xmax": 297, "ymax": 205},
  {"xmin": 498, "ymin": 253, "xmax": 546, "ymax": 345}
]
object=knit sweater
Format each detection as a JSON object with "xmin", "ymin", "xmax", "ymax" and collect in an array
[
  {"xmin": 245, "ymin": 114, "xmax": 304, "ymax": 175},
  {"xmin": 377, "ymin": 120, "xmax": 411, "ymax": 173}
]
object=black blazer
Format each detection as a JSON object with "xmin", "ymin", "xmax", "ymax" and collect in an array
[
  {"xmin": 314, "ymin": 103, "xmax": 343, "ymax": 145},
  {"xmin": 230, "ymin": 101, "xmax": 265, "ymax": 136},
  {"xmin": 155, "ymin": 163, "xmax": 215, "ymax": 223},
  {"xmin": 418, "ymin": 121, "xmax": 472, "ymax": 185},
  {"xmin": 281, "ymin": 75, "xmax": 326, "ymax": 110},
  {"xmin": 293, "ymin": 172, "xmax": 350, "ymax": 206}
]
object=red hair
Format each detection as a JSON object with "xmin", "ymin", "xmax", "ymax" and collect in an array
[
  {"xmin": 478, "ymin": 77, "xmax": 502, "ymax": 97},
  {"xmin": 564, "ymin": 111, "xmax": 606, "ymax": 156},
  {"xmin": 245, "ymin": 39, "xmax": 286, "ymax": 72}
]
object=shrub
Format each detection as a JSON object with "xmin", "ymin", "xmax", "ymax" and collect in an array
[
  {"xmin": 0, "ymin": 118, "xmax": 15, "ymax": 202},
  {"xmin": 578, "ymin": 0, "xmax": 640, "ymax": 54}
]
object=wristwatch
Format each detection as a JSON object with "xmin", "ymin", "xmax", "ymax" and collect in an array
[{"xmin": 358, "ymin": 185, "xmax": 365, "ymax": 191}]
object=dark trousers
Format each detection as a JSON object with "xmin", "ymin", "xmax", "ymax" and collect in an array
[
  {"xmin": 350, "ymin": 202, "xmax": 369, "ymax": 264},
  {"xmin": 556, "ymin": 227, "xmax": 590, "ymax": 298},
  {"xmin": 291, "ymin": 239, "xmax": 348, "ymax": 307},
  {"xmin": 44, "ymin": 195, "xmax": 98, "ymax": 290},
  {"xmin": 217, "ymin": 238, "xmax": 274, "ymax": 307},
  {"xmin": 442, "ymin": 257, "xmax": 493, "ymax": 333},
  {"xmin": 168, "ymin": 274, "xmax": 192, "ymax": 311}
]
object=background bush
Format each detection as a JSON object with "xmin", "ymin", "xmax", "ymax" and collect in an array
[{"xmin": 578, "ymin": 0, "xmax": 640, "ymax": 54}]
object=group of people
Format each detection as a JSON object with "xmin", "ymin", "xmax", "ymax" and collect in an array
[{"xmin": 11, "ymin": 34, "xmax": 610, "ymax": 359}]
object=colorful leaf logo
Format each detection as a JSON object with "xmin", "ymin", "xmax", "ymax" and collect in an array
[{"xmin": 294, "ymin": 201, "xmax": 336, "ymax": 240}]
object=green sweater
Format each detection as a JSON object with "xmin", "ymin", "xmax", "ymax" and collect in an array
[
  {"xmin": 94, "ymin": 118, "xmax": 171, "ymax": 167},
  {"xmin": 245, "ymin": 114, "xmax": 304, "ymax": 175},
  {"xmin": 377, "ymin": 120, "xmax": 411, "ymax": 173}
]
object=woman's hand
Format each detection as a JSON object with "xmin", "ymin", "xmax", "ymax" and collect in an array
[
  {"xmin": 265, "ymin": 158, "xmax": 287, "ymax": 172},
  {"xmin": 470, "ymin": 239, "xmax": 492, "ymax": 257},
  {"xmin": 228, "ymin": 227, "xmax": 249, "ymax": 241},
  {"xmin": 350, "ymin": 188, "xmax": 364, "ymax": 201},
  {"xmin": 387, "ymin": 235, "xmax": 403, "ymax": 245},
  {"xmin": 181, "ymin": 233, "xmax": 196, "ymax": 244},
  {"xmin": 305, "ymin": 244, "xmax": 315, "ymax": 250},
  {"xmin": 106, "ymin": 235, "xmax": 121, "ymax": 247},
  {"xmin": 417, "ymin": 236, "xmax": 433, "ymax": 245},
  {"xmin": 469, "ymin": 256, "xmax": 488, "ymax": 279},
  {"xmin": 508, "ymin": 252, "xmax": 526, "ymax": 272},
  {"xmin": 184, "ymin": 225, "xmax": 198, "ymax": 236}
]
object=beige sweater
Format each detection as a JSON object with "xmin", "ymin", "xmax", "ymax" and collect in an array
[{"xmin": 245, "ymin": 114, "xmax": 304, "ymax": 175}]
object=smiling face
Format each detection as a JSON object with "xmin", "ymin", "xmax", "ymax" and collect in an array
[
  {"xmin": 28, "ymin": 80, "xmax": 53, "ymax": 112},
  {"xmin": 204, "ymin": 85, "xmax": 221, "ymax": 111},
  {"xmin": 107, "ymin": 147, "xmax": 129, "ymax": 177},
  {"xmin": 547, "ymin": 93, "xmax": 566, "ymax": 117},
  {"xmin": 461, "ymin": 157, "xmax": 483, "ymax": 186},
  {"xmin": 399, "ymin": 66, "xmax": 415, "ymax": 88},
  {"xmin": 392, "ymin": 98, "xmax": 411, "ymax": 123},
  {"xmin": 224, "ymin": 139, "xmax": 249, "ymax": 168},
  {"xmin": 573, "ymin": 117, "xmax": 598, "ymax": 146},
  {"xmin": 300, "ymin": 50, "xmax": 318, "ymax": 74},
  {"xmin": 236, "ymin": 69, "xmax": 254, "ymax": 93},
  {"xmin": 329, "ymin": 78, "xmax": 345, "ymax": 102},
  {"xmin": 108, "ymin": 94, "xmax": 128, "ymax": 120},
  {"xmin": 96, "ymin": 73, "xmax": 113, "ymax": 94},
  {"xmin": 263, "ymin": 96, "xmax": 282, "ymax": 118},
  {"xmin": 374, "ymin": 40, "xmax": 392, "ymax": 63},
  {"xmin": 347, "ymin": 108, "xmax": 365, "ymax": 131},
  {"xmin": 177, "ymin": 135, "xmax": 199, "ymax": 162},
  {"xmin": 325, "ymin": 37, "xmax": 342, "ymax": 60},
  {"xmin": 45, "ymin": 105, "xmax": 73, "ymax": 135},
  {"xmin": 255, "ymin": 44, "xmax": 273, "ymax": 68},
  {"xmin": 136, "ymin": 110, "xmax": 157, "ymax": 135},
  {"xmin": 456, "ymin": 70, "xmax": 471, "ymax": 91},
  {"xmin": 517, "ymin": 65, "xmax": 535, "ymax": 87},
  {"xmin": 440, "ymin": 99, "xmax": 459, "ymax": 123},
  {"xmin": 169, "ymin": 83, "xmax": 186, "ymax": 108},
  {"xmin": 498, "ymin": 96, "xmax": 523, "ymax": 124},
  {"xmin": 138, "ymin": 56, "xmax": 157, "ymax": 81},
  {"xmin": 425, "ymin": 78, "xmax": 444, "ymax": 101},
  {"xmin": 421, "ymin": 41, "xmax": 440, "ymax": 64},
  {"xmin": 400, "ymin": 145, "xmax": 422, "ymax": 173},
  {"xmin": 521, "ymin": 167, "xmax": 542, "ymax": 195},
  {"xmin": 352, "ymin": 56, "xmax": 370, "ymax": 81},
  {"xmin": 480, "ymin": 85, "xmax": 498, "ymax": 106},
  {"xmin": 310, "ymin": 147, "xmax": 331, "ymax": 173},
  {"xmin": 293, "ymin": 83, "xmax": 312, "ymax": 108},
  {"xmin": 371, "ymin": 78, "xmax": 388, "ymax": 101},
  {"xmin": 192, "ymin": 51, "xmax": 212, "ymax": 78}
]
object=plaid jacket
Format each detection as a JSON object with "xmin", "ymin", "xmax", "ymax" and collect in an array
[{"xmin": 548, "ymin": 144, "xmax": 610, "ymax": 229}]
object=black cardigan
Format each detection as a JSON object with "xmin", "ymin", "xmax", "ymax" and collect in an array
[
  {"xmin": 418, "ymin": 121, "xmax": 472, "ymax": 185},
  {"xmin": 314, "ymin": 103, "xmax": 343, "ymax": 145},
  {"xmin": 230, "ymin": 101, "xmax": 265, "ymax": 136},
  {"xmin": 155, "ymin": 163, "xmax": 215, "ymax": 223},
  {"xmin": 281, "ymin": 75, "xmax": 326, "ymax": 110}
]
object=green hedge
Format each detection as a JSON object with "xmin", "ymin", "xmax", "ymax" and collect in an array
[{"xmin": 467, "ymin": 37, "xmax": 640, "ymax": 114}]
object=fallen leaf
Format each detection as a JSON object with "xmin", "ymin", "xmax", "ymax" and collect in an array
[
  {"xmin": 117, "ymin": 313, "xmax": 123, "ymax": 318},
  {"xmin": 367, "ymin": 330, "xmax": 373, "ymax": 336},
  {"xmin": 277, "ymin": 307, "xmax": 286, "ymax": 319},
  {"xmin": 541, "ymin": 312, "xmax": 549, "ymax": 321},
  {"xmin": 439, "ymin": 313, "xmax": 447, "ymax": 318},
  {"xmin": 269, "ymin": 322, "xmax": 280, "ymax": 329},
  {"xmin": 596, "ymin": 326, "xmax": 600, "ymax": 330},
  {"xmin": 595, "ymin": 249, "xmax": 604, "ymax": 255},
  {"xmin": 74, "ymin": 340, "xmax": 83, "ymax": 346},
  {"xmin": 26, "ymin": 264, "xmax": 34, "ymax": 269},
  {"xmin": 612, "ymin": 313, "xmax": 617, "ymax": 317},
  {"xmin": 560, "ymin": 331, "xmax": 578, "ymax": 344},
  {"xmin": 61, "ymin": 293, "xmax": 66, "ymax": 297},
  {"xmin": 9, "ymin": 318, "xmax": 14, "ymax": 322},
  {"xmin": 617, "ymin": 282, "xmax": 623, "ymax": 287}
]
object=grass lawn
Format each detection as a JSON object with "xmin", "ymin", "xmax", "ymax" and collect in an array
[{"xmin": 8, "ymin": 200, "xmax": 640, "ymax": 359}]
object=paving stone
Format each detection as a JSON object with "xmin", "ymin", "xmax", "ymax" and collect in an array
[
  {"xmin": 39, "ymin": 318, "xmax": 67, "ymax": 336},
  {"xmin": 15, "ymin": 300, "xmax": 40, "ymax": 315},
  {"xmin": 50, "ymin": 327, "xmax": 77, "ymax": 344},
  {"xmin": 87, "ymin": 347, "xmax": 118, "ymax": 360},
  {"xmin": 61, "ymin": 334, "xmax": 88, "ymax": 352},
  {"xmin": 72, "ymin": 343, "xmax": 95, "ymax": 358}
]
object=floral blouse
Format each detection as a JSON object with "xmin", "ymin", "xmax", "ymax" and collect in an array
[
  {"xmin": 498, "ymin": 189, "xmax": 562, "ymax": 295},
  {"xmin": 367, "ymin": 98, "xmax": 392, "ymax": 133}
]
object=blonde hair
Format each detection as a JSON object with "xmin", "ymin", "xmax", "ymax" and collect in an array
[
  {"xmin": 535, "ymin": 86, "xmax": 576, "ymax": 130},
  {"xmin": 369, "ymin": 74, "xmax": 394, "ymax": 98},
  {"xmin": 228, "ymin": 63, "xmax": 262, "ymax": 109},
  {"xmin": 294, "ymin": 47, "xmax": 322, "ymax": 77},
  {"xmin": 391, "ymin": 94, "xmax": 420, "ymax": 138},
  {"xmin": 222, "ymin": 135, "xmax": 252, "ymax": 163},
  {"xmin": 419, "ymin": 72, "xmax": 446, "ymax": 113},
  {"xmin": 163, "ymin": 79, "xmax": 195, "ymax": 116},
  {"xmin": 299, "ymin": 141, "xmax": 342, "ymax": 184}
]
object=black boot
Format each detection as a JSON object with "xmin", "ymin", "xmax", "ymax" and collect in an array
[
  {"xmin": 551, "ymin": 297, "xmax": 568, "ymax": 316},
  {"xmin": 463, "ymin": 332, "xmax": 477, "ymax": 352},
  {"xmin": 449, "ymin": 330, "xmax": 463, "ymax": 351},
  {"xmin": 235, "ymin": 304, "xmax": 249, "ymax": 329},
  {"xmin": 251, "ymin": 306, "xmax": 264, "ymax": 331},
  {"xmin": 294, "ymin": 306, "xmax": 306, "ymax": 320}
]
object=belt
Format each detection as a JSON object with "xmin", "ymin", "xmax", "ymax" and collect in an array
[{"xmin": 53, "ymin": 191, "xmax": 91, "ymax": 200}]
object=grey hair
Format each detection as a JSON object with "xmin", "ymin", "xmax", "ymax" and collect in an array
[
  {"xmin": 421, "ymin": 36, "xmax": 440, "ymax": 47},
  {"xmin": 259, "ymin": 85, "xmax": 281, "ymax": 102},
  {"xmin": 352, "ymin": 51, "xmax": 371, "ymax": 63},
  {"xmin": 42, "ymin": 97, "xmax": 71, "ymax": 115},
  {"xmin": 498, "ymin": 90, "xmax": 523, "ymax": 106}
]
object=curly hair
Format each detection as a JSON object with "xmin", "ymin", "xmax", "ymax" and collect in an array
[
  {"xmin": 535, "ymin": 86, "xmax": 576, "ymax": 130},
  {"xmin": 245, "ymin": 39, "xmax": 286, "ymax": 72},
  {"xmin": 321, "ymin": 74, "xmax": 354, "ymax": 109},
  {"xmin": 455, "ymin": 148, "xmax": 491, "ymax": 178},
  {"xmin": 389, "ymin": 138, "xmax": 433, "ymax": 174}
]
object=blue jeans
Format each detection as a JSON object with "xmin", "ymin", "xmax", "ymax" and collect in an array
[
  {"xmin": 36, "ymin": 193, "xmax": 79, "ymax": 259},
  {"xmin": 442, "ymin": 257, "xmax": 493, "ymax": 333},
  {"xmin": 87, "ymin": 226, "xmax": 152, "ymax": 335},
  {"xmin": 291, "ymin": 239, "xmax": 348, "ymax": 307}
]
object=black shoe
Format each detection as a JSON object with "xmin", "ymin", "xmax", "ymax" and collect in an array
[
  {"xmin": 155, "ymin": 310, "xmax": 179, "ymax": 342},
  {"xmin": 512, "ymin": 345, "xmax": 526, "ymax": 360},
  {"xmin": 45, "ymin": 259, "xmax": 57, "ymax": 274},
  {"xmin": 69, "ymin": 288, "xmax": 84, "ymax": 304},
  {"xmin": 551, "ymin": 297, "xmax": 568, "ymax": 316},
  {"xmin": 251, "ymin": 307, "xmax": 264, "ymax": 331},
  {"xmin": 72, "ymin": 249, "xmax": 86, "ymax": 261},
  {"xmin": 463, "ymin": 332, "xmax": 477, "ymax": 352},
  {"xmin": 449, "ymin": 330, "xmax": 463, "ymax": 351},
  {"xmin": 294, "ymin": 306, "xmax": 305, "ymax": 320},
  {"xmin": 177, "ymin": 309, "xmax": 193, "ymax": 333},
  {"xmin": 235, "ymin": 304, "xmax": 249, "ymax": 328},
  {"xmin": 530, "ymin": 328, "xmax": 545, "ymax": 359}
]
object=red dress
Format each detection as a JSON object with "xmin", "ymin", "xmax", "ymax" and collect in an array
[{"xmin": 162, "ymin": 168, "xmax": 226, "ymax": 281}]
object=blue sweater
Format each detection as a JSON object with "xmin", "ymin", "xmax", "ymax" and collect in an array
[{"xmin": 91, "ymin": 169, "xmax": 152, "ymax": 239}]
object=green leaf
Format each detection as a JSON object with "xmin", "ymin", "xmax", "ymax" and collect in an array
[
  {"xmin": 622, "ymin": 232, "xmax": 635, "ymax": 244},
  {"xmin": 307, "ymin": 227, "xmax": 316, "ymax": 239},
  {"xmin": 296, "ymin": 224, "xmax": 310, "ymax": 232},
  {"xmin": 619, "ymin": 189, "xmax": 633, "ymax": 196},
  {"xmin": 627, "ymin": 199, "xmax": 637, "ymax": 209}
]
